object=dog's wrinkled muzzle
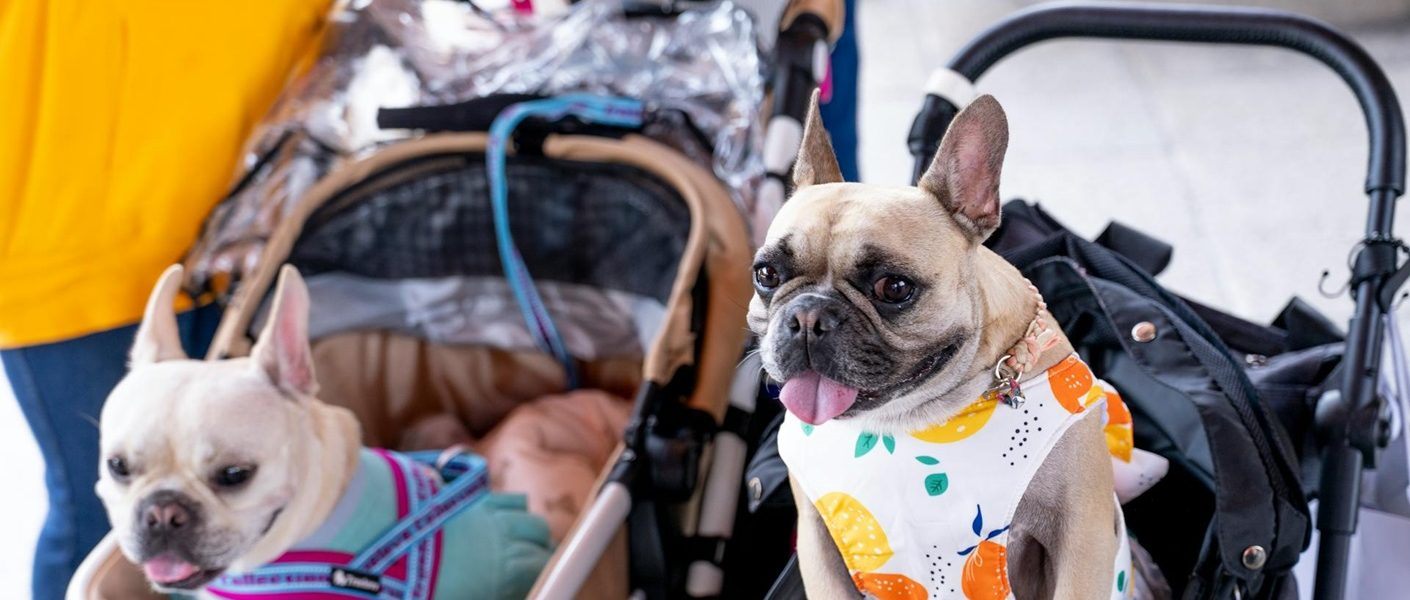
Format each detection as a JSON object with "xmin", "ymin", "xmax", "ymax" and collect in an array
[{"xmin": 780, "ymin": 370, "xmax": 859, "ymax": 425}]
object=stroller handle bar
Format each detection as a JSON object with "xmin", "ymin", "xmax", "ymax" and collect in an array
[{"xmin": 908, "ymin": 1, "xmax": 1407, "ymax": 210}]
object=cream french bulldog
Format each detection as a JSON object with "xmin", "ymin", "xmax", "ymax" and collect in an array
[
  {"xmin": 90, "ymin": 265, "xmax": 550, "ymax": 599},
  {"xmin": 94, "ymin": 264, "xmax": 360, "ymax": 594},
  {"xmin": 749, "ymin": 92, "xmax": 1138, "ymax": 599}
]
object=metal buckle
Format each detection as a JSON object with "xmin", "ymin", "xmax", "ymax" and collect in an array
[{"xmin": 986, "ymin": 354, "xmax": 1026, "ymax": 409}]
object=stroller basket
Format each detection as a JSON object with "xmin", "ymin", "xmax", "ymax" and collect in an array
[{"xmin": 907, "ymin": 3, "xmax": 1406, "ymax": 599}]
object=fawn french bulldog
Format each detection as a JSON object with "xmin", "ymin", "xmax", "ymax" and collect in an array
[{"xmin": 750, "ymin": 91, "xmax": 1141, "ymax": 599}]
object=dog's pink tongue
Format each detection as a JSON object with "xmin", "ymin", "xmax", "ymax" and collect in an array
[
  {"xmin": 144, "ymin": 554, "xmax": 199, "ymax": 584},
  {"xmin": 780, "ymin": 371, "xmax": 859, "ymax": 425}
]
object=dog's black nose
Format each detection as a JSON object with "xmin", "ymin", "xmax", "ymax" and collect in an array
[{"xmin": 784, "ymin": 295, "xmax": 847, "ymax": 339}]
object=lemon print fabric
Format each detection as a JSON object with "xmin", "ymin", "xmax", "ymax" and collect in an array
[
  {"xmin": 817, "ymin": 491, "xmax": 933, "ymax": 599},
  {"xmin": 910, "ymin": 396, "xmax": 999, "ymax": 443},
  {"xmin": 814, "ymin": 491, "xmax": 894, "ymax": 572},
  {"xmin": 775, "ymin": 353, "xmax": 1137, "ymax": 600}
]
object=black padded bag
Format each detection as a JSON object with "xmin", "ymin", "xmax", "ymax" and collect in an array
[
  {"xmin": 992, "ymin": 201, "xmax": 1344, "ymax": 496},
  {"xmin": 995, "ymin": 206, "xmax": 1312, "ymax": 599}
]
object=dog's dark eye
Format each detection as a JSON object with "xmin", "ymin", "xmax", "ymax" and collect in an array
[
  {"xmin": 107, "ymin": 457, "xmax": 131, "ymax": 481},
  {"xmin": 754, "ymin": 264, "xmax": 782, "ymax": 290},
  {"xmin": 215, "ymin": 466, "xmax": 256, "ymax": 488},
  {"xmin": 873, "ymin": 275, "xmax": 916, "ymax": 304}
]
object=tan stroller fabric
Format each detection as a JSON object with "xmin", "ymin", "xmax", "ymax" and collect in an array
[{"xmin": 310, "ymin": 330, "xmax": 640, "ymax": 446}]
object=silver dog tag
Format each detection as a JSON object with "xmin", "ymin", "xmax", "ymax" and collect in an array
[{"xmin": 986, "ymin": 377, "xmax": 1025, "ymax": 409}]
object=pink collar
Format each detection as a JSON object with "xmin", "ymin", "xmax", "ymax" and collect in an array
[{"xmin": 986, "ymin": 281, "xmax": 1061, "ymax": 408}]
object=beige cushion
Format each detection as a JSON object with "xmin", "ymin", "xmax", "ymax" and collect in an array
[{"xmin": 310, "ymin": 330, "xmax": 640, "ymax": 447}]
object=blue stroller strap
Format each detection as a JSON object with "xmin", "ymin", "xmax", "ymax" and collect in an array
[
  {"xmin": 486, "ymin": 94, "xmax": 647, "ymax": 390},
  {"xmin": 206, "ymin": 451, "xmax": 490, "ymax": 600}
]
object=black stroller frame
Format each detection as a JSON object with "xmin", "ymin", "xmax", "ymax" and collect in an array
[{"xmin": 906, "ymin": 3, "xmax": 1407, "ymax": 599}]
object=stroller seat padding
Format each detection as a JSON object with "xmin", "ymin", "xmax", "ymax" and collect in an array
[{"xmin": 310, "ymin": 330, "xmax": 640, "ymax": 445}]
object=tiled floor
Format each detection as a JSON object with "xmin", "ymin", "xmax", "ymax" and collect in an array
[{"xmin": 3, "ymin": 1, "xmax": 1410, "ymax": 598}]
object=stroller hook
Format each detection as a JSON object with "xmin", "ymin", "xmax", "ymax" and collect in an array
[
  {"xmin": 1319, "ymin": 270, "xmax": 1351, "ymax": 299},
  {"xmin": 1319, "ymin": 236, "xmax": 1410, "ymax": 299},
  {"xmin": 1317, "ymin": 241, "xmax": 1367, "ymax": 299}
]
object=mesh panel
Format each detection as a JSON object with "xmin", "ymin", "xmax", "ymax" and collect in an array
[{"xmin": 289, "ymin": 153, "xmax": 690, "ymax": 302}]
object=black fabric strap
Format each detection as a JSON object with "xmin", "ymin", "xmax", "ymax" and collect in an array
[
  {"xmin": 629, "ymin": 498, "xmax": 669, "ymax": 600},
  {"xmin": 1096, "ymin": 220, "xmax": 1173, "ymax": 277},
  {"xmin": 763, "ymin": 554, "xmax": 806, "ymax": 600},
  {"xmin": 376, "ymin": 94, "xmax": 543, "ymax": 132}
]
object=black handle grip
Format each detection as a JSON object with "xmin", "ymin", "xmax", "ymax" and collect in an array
[
  {"xmin": 774, "ymin": 13, "xmax": 834, "ymax": 128},
  {"xmin": 376, "ymin": 94, "xmax": 544, "ymax": 132},
  {"xmin": 910, "ymin": 1, "xmax": 1406, "ymax": 200}
]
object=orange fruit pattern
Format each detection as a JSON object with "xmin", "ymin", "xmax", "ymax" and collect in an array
[
  {"xmin": 1104, "ymin": 390, "xmax": 1135, "ymax": 462},
  {"xmin": 961, "ymin": 540, "xmax": 1010, "ymax": 600},
  {"xmin": 1105, "ymin": 389, "xmax": 1132, "ymax": 426},
  {"xmin": 1047, "ymin": 355, "xmax": 1095, "ymax": 413},
  {"xmin": 910, "ymin": 397, "xmax": 999, "ymax": 444},
  {"xmin": 852, "ymin": 572, "xmax": 929, "ymax": 600}
]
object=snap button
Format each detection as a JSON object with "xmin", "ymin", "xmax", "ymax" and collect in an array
[
  {"xmin": 749, "ymin": 477, "xmax": 764, "ymax": 502},
  {"xmin": 1242, "ymin": 545, "xmax": 1267, "ymax": 570},
  {"xmin": 1131, "ymin": 322, "xmax": 1157, "ymax": 343}
]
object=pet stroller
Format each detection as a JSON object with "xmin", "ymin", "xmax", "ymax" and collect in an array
[
  {"xmin": 749, "ymin": 2, "xmax": 1406, "ymax": 600},
  {"xmin": 66, "ymin": 0, "xmax": 845, "ymax": 599}
]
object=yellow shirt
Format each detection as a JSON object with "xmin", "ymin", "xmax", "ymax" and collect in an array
[{"xmin": 0, "ymin": 0, "xmax": 331, "ymax": 348}]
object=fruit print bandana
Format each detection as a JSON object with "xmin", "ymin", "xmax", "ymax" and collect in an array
[{"xmin": 778, "ymin": 354, "xmax": 1138, "ymax": 599}]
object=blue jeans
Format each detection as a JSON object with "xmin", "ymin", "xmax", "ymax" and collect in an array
[
  {"xmin": 2, "ymin": 304, "xmax": 220, "ymax": 600},
  {"xmin": 820, "ymin": 0, "xmax": 860, "ymax": 182}
]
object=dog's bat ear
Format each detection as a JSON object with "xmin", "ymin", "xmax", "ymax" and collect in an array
[
  {"xmin": 919, "ymin": 94, "xmax": 1008, "ymax": 242},
  {"xmin": 251, "ymin": 265, "xmax": 318, "ymax": 397},
  {"xmin": 792, "ymin": 88, "xmax": 844, "ymax": 188},
  {"xmin": 130, "ymin": 265, "xmax": 189, "ymax": 365}
]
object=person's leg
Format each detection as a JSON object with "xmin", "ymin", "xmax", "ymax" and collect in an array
[
  {"xmin": 820, "ymin": 0, "xmax": 860, "ymax": 182},
  {"xmin": 3, "ymin": 304, "xmax": 220, "ymax": 600}
]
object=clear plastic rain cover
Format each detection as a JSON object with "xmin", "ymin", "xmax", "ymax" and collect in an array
[{"xmin": 187, "ymin": 0, "xmax": 764, "ymax": 289}]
